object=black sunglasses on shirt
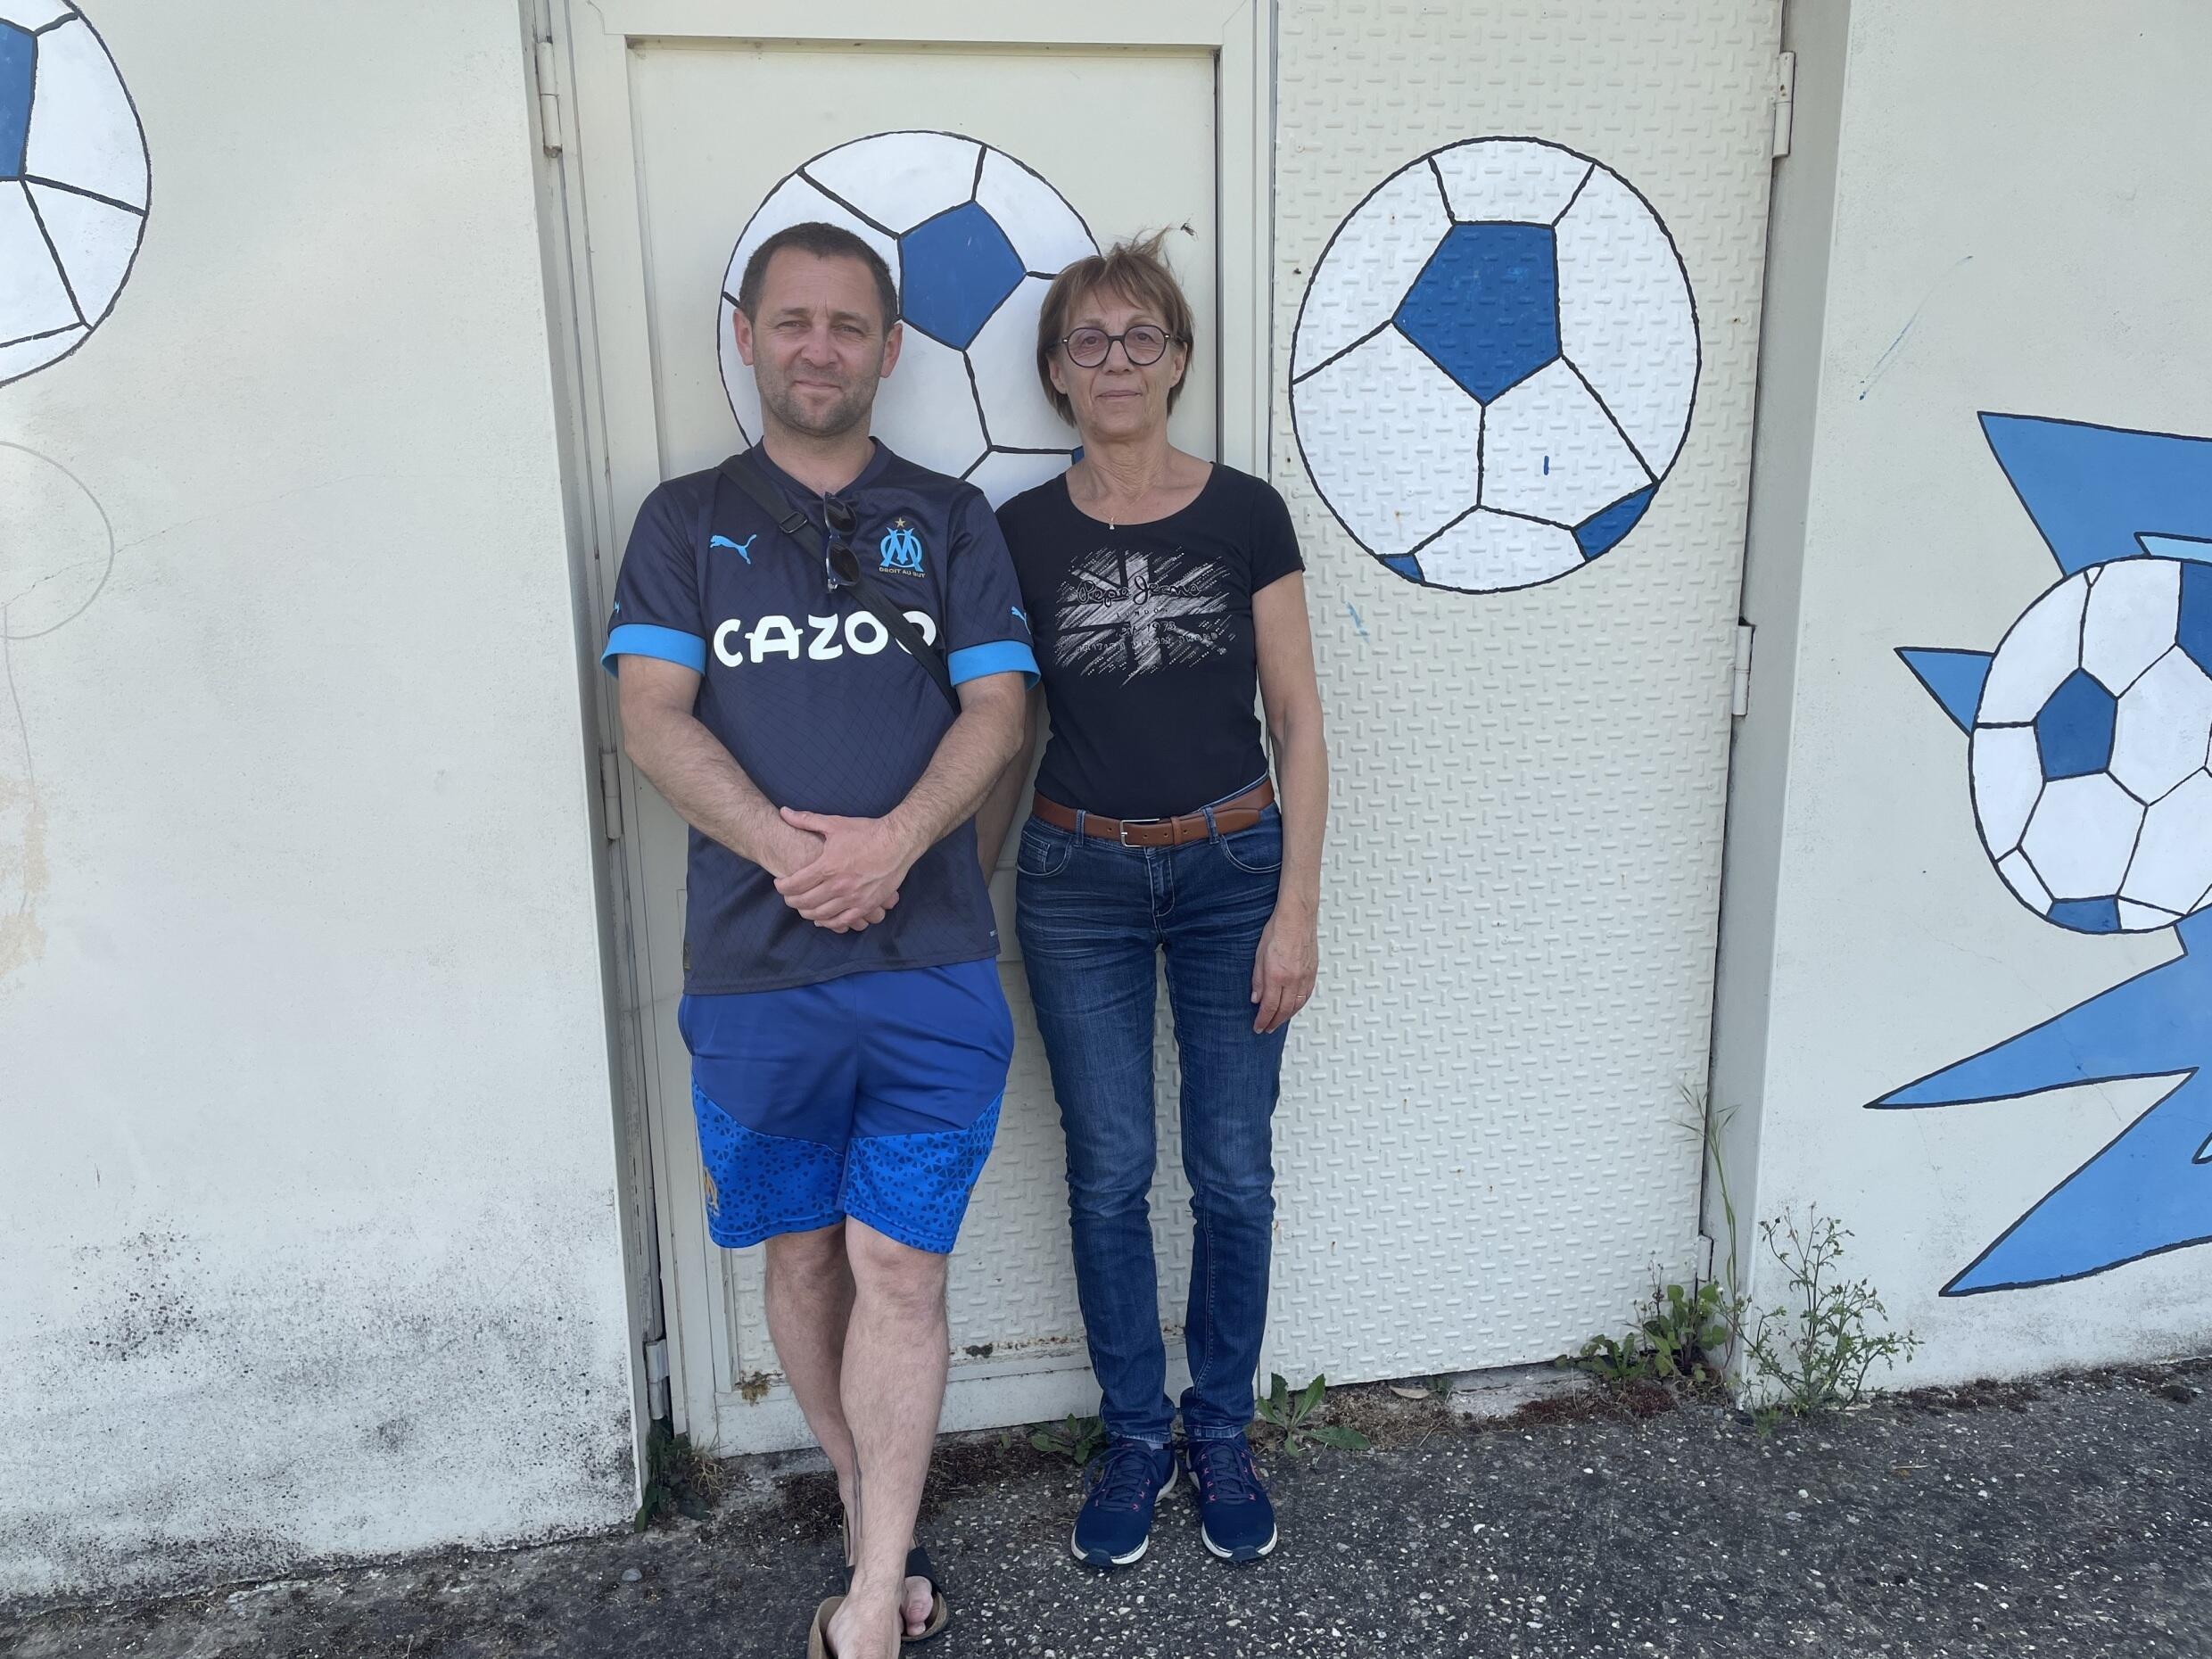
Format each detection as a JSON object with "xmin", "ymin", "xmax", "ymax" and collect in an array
[{"xmin": 821, "ymin": 495, "xmax": 861, "ymax": 593}]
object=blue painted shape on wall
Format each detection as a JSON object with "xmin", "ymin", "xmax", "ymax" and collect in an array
[
  {"xmin": 2138, "ymin": 533, "xmax": 2212, "ymax": 565},
  {"xmin": 1873, "ymin": 910, "xmax": 2212, "ymax": 1292},
  {"xmin": 0, "ymin": 21, "xmax": 34, "ymax": 181},
  {"xmin": 1982, "ymin": 413, "xmax": 2212, "ymax": 577},
  {"xmin": 1879, "ymin": 411, "xmax": 2212, "ymax": 1295},
  {"xmin": 1896, "ymin": 648, "xmax": 1993, "ymax": 733},
  {"xmin": 2046, "ymin": 896, "xmax": 2123, "ymax": 935},
  {"xmin": 1381, "ymin": 553, "xmax": 1424, "ymax": 582},
  {"xmin": 1394, "ymin": 222, "xmax": 1560, "ymax": 402},
  {"xmin": 2034, "ymin": 669, "xmax": 2118, "ymax": 780},
  {"xmin": 1574, "ymin": 484, "xmax": 1656, "ymax": 561},
  {"xmin": 897, "ymin": 201, "xmax": 1024, "ymax": 351},
  {"xmin": 2178, "ymin": 560, "xmax": 2212, "ymax": 679}
]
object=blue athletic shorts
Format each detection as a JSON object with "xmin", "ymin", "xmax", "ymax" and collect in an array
[{"xmin": 678, "ymin": 958, "xmax": 1012, "ymax": 1255}]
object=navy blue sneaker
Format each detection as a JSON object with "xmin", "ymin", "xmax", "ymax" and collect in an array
[
  {"xmin": 1184, "ymin": 1437, "xmax": 1277, "ymax": 1562},
  {"xmin": 1070, "ymin": 1440, "xmax": 1178, "ymax": 1568}
]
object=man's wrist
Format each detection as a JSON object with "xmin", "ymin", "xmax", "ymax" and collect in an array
[
  {"xmin": 879, "ymin": 805, "xmax": 934, "ymax": 870},
  {"xmin": 755, "ymin": 821, "xmax": 813, "ymax": 879}
]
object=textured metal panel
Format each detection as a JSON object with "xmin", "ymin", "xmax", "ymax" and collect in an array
[
  {"xmin": 581, "ymin": 3, "xmax": 1779, "ymax": 1446},
  {"xmin": 1265, "ymin": 0, "xmax": 1780, "ymax": 1381}
]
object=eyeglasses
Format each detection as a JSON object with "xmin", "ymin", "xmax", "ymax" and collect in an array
[
  {"xmin": 1058, "ymin": 325, "xmax": 1183, "ymax": 368},
  {"xmin": 822, "ymin": 496, "xmax": 861, "ymax": 594}
]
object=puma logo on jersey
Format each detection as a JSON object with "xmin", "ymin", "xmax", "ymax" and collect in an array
[
  {"xmin": 710, "ymin": 533, "xmax": 756, "ymax": 563},
  {"xmin": 712, "ymin": 609, "xmax": 939, "ymax": 667}
]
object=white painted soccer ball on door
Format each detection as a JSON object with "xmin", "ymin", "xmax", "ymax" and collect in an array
[
  {"xmin": 1290, "ymin": 137, "xmax": 1698, "ymax": 594},
  {"xmin": 0, "ymin": 2, "xmax": 150, "ymax": 386},
  {"xmin": 1969, "ymin": 555, "xmax": 2212, "ymax": 934},
  {"xmin": 718, "ymin": 130, "xmax": 1097, "ymax": 508}
]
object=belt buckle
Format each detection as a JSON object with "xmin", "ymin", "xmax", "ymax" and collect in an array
[{"xmin": 1118, "ymin": 817, "xmax": 1156, "ymax": 847}]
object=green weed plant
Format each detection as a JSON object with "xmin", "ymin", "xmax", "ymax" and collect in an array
[
  {"xmin": 1028, "ymin": 1413, "xmax": 1106, "ymax": 1467},
  {"xmin": 1255, "ymin": 1373, "xmax": 1370, "ymax": 1457},
  {"xmin": 1743, "ymin": 1208, "xmax": 1922, "ymax": 1423}
]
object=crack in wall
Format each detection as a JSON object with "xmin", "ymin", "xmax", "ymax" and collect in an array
[{"xmin": 0, "ymin": 614, "xmax": 45, "ymax": 981}]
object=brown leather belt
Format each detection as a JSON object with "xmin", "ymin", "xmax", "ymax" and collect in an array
[{"xmin": 1031, "ymin": 780, "xmax": 1275, "ymax": 848}]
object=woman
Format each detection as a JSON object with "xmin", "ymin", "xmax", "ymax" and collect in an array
[{"xmin": 976, "ymin": 234, "xmax": 1328, "ymax": 1569}]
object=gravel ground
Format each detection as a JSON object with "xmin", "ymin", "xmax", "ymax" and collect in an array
[{"xmin": 7, "ymin": 1361, "xmax": 2211, "ymax": 1659}]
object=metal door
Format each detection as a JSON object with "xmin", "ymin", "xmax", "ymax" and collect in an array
[
  {"xmin": 549, "ymin": 0, "xmax": 1784, "ymax": 1448},
  {"xmin": 548, "ymin": 0, "xmax": 1269, "ymax": 1450},
  {"xmin": 1260, "ymin": 0, "xmax": 1786, "ymax": 1380}
]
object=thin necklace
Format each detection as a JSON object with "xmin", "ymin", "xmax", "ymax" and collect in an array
[{"xmin": 1088, "ymin": 464, "xmax": 1154, "ymax": 532}]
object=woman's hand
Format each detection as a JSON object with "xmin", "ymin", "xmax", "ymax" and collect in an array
[{"xmin": 1250, "ymin": 904, "xmax": 1317, "ymax": 1034}]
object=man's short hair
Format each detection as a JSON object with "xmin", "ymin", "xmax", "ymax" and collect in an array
[
  {"xmin": 1034, "ymin": 231, "xmax": 1195, "ymax": 424},
  {"xmin": 736, "ymin": 222, "xmax": 900, "ymax": 332}
]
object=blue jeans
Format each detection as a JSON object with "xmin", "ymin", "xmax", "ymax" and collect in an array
[{"xmin": 1015, "ymin": 802, "xmax": 1290, "ymax": 1448}]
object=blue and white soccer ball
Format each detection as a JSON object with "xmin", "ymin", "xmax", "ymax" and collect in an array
[
  {"xmin": 1971, "ymin": 554, "xmax": 2212, "ymax": 933},
  {"xmin": 717, "ymin": 130, "xmax": 1096, "ymax": 508},
  {"xmin": 1291, "ymin": 137, "xmax": 1698, "ymax": 594},
  {"xmin": 0, "ymin": 2, "xmax": 149, "ymax": 386}
]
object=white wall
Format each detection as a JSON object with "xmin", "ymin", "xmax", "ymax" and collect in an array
[
  {"xmin": 0, "ymin": 0, "xmax": 633, "ymax": 1597},
  {"xmin": 9, "ymin": 0, "xmax": 2208, "ymax": 1601},
  {"xmin": 1717, "ymin": 0, "xmax": 2212, "ymax": 1384}
]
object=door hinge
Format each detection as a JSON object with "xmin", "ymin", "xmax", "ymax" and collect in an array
[
  {"xmin": 599, "ymin": 749, "xmax": 624, "ymax": 840},
  {"xmin": 534, "ymin": 37, "xmax": 565, "ymax": 156},
  {"xmin": 1771, "ymin": 50, "xmax": 1796, "ymax": 159},
  {"xmin": 1731, "ymin": 622, "xmax": 1756, "ymax": 718},
  {"xmin": 643, "ymin": 1338, "xmax": 671, "ymax": 1420}
]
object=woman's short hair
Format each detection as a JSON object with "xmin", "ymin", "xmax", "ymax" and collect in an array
[{"xmin": 1034, "ymin": 232, "xmax": 1195, "ymax": 424}]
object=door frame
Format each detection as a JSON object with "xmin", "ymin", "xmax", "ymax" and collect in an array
[{"xmin": 540, "ymin": 0, "xmax": 1276, "ymax": 1446}]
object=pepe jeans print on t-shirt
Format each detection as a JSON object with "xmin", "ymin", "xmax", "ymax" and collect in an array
[{"xmin": 1053, "ymin": 544, "xmax": 1236, "ymax": 681}]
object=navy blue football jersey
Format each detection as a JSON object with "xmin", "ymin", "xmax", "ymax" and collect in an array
[{"xmin": 602, "ymin": 442, "xmax": 1037, "ymax": 995}]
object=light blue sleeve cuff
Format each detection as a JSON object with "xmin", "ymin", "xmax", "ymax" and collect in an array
[
  {"xmin": 947, "ymin": 640, "xmax": 1040, "ymax": 688},
  {"xmin": 602, "ymin": 623, "xmax": 707, "ymax": 675}
]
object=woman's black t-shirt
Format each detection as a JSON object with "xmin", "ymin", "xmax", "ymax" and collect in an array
[{"xmin": 996, "ymin": 465, "xmax": 1304, "ymax": 821}]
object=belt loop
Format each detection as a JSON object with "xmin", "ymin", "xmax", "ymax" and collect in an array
[
  {"xmin": 1075, "ymin": 809, "xmax": 1087, "ymax": 839},
  {"xmin": 1203, "ymin": 805, "xmax": 1219, "ymax": 843}
]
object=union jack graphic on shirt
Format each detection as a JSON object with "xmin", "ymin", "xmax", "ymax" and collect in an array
[{"xmin": 1054, "ymin": 546, "xmax": 1234, "ymax": 681}]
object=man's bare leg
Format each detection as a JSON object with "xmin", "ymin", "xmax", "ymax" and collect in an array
[
  {"xmin": 762, "ymin": 1224, "xmax": 860, "ymax": 1505},
  {"xmin": 763, "ymin": 1224, "xmax": 942, "ymax": 1643},
  {"xmin": 824, "ymin": 1217, "xmax": 951, "ymax": 1659}
]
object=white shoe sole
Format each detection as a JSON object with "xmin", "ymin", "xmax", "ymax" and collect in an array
[
  {"xmin": 1069, "ymin": 1470, "xmax": 1179, "ymax": 1568},
  {"xmin": 1199, "ymin": 1523, "xmax": 1279, "ymax": 1562},
  {"xmin": 1189, "ymin": 1464, "xmax": 1278, "ymax": 1561}
]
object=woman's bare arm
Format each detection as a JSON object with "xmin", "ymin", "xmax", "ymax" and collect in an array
[{"xmin": 1251, "ymin": 573, "xmax": 1328, "ymax": 1032}]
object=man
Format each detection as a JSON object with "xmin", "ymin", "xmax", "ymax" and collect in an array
[{"xmin": 602, "ymin": 222, "xmax": 1034, "ymax": 1659}]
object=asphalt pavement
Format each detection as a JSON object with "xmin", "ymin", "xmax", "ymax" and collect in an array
[{"xmin": 8, "ymin": 1360, "xmax": 2211, "ymax": 1659}]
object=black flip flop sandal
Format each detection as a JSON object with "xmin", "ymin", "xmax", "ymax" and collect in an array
[
  {"xmin": 899, "ymin": 1545, "xmax": 952, "ymax": 1646},
  {"xmin": 837, "ymin": 1518, "xmax": 951, "ymax": 1646}
]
